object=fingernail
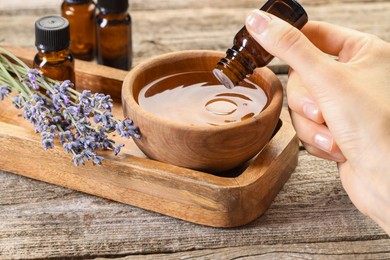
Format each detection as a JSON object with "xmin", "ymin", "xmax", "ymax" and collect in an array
[
  {"xmin": 332, "ymin": 151, "xmax": 346, "ymax": 162},
  {"xmin": 303, "ymin": 102, "xmax": 320, "ymax": 122},
  {"xmin": 246, "ymin": 10, "xmax": 272, "ymax": 35},
  {"xmin": 314, "ymin": 133, "xmax": 333, "ymax": 153}
]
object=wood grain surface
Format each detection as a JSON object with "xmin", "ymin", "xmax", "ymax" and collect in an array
[{"xmin": 0, "ymin": 0, "xmax": 389, "ymax": 259}]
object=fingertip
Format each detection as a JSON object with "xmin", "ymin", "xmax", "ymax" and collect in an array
[
  {"xmin": 302, "ymin": 141, "xmax": 346, "ymax": 163},
  {"xmin": 302, "ymin": 101, "xmax": 324, "ymax": 123},
  {"xmin": 313, "ymin": 133, "xmax": 346, "ymax": 162},
  {"xmin": 246, "ymin": 10, "xmax": 272, "ymax": 36},
  {"xmin": 290, "ymin": 111, "xmax": 345, "ymax": 162},
  {"xmin": 286, "ymin": 71, "xmax": 325, "ymax": 124},
  {"xmin": 314, "ymin": 132, "xmax": 333, "ymax": 152}
]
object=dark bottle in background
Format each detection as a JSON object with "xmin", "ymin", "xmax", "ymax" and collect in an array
[
  {"xmin": 96, "ymin": 0, "xmax": 132, "ymax": 70},
  {"xmin": 33, "ymin": 16, "xmax": 76, "ymax": 85},
  {"xmin": 61, "ymin": 0, "xmax": 96, "ymax": 61},
  {"xmin": 213, "ymin": 0, "xmax": 308, "ymax": 89}
]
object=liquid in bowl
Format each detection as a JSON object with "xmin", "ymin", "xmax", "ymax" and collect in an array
[{"xmin": 137, "ymin": 71, "xmax": 268, "ymax": 126}]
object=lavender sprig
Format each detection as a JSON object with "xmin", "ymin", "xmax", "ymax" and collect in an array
[
  {"xmin": 0, "ymin": 47, "xmax": 140, "ymax": 166},
  {"xmin": 0, "ymin": 85, "xmax": 11, "ymax": 100}
]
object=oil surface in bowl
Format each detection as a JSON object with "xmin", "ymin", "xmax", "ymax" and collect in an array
[{"xmin": 137, "ymin": 71, "xmax": 268, "ymax": 126}]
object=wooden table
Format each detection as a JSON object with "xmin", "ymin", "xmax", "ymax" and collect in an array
[{"xmin": 1, "ymin": 0, "xmax": 389, "ymax": 258}]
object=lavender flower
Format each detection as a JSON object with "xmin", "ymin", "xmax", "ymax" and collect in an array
[
  {"xmin": 73, "ymin": 153, "xmax": 85, "ymax": 166},
  {"xmin": 0, "ymin": 85, "xmax": 10, "ymax": 100},
  {"xmin": 26, "ymin": 69, "xmax": 41, "ymax": 90},
  {"xmin": 12, "ymin": 96, "xmax": 22, "ymax": 108},
  {"xmin": 0, "ymin": 47, "xmax": 141, "ymax": 166},
  {"xmin": 41, "ymin": 125, "xmax": 56, "ymax": 150},
  {"xmin": 116, "ymin": 119, "xmax": 141, "ymax": 139},
  {"xmin": 114, "ymin": 143, "xmax": 125, "ymax": 156}
]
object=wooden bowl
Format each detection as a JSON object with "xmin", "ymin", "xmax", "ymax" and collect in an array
[{"xmin": 122, "ymin": 50, "xmax": 283, "ymax": 172}]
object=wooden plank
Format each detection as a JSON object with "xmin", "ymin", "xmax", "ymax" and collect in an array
[
  {"xmin": 98, "ymin": 239, "xmax": 390, "ymax": 259},
  {"xmin": 0, "ymin": 103, "xmax": 298, "ymax": 228},
  {"xmin": 0, "ymin": 152, "xmax": 387, "ymax": 259}
]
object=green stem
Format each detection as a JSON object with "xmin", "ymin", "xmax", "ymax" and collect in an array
[
  {"xmin": 0, "ymin": 59, "xmax": 25, "ymax": 94},
  {"xmin": 0, "ymin": 55, "xmax": 33, "ymax": 96},
  {"xmin": 57, "ymin": 124, "xmax": 65, "ymax": 132},
  {"xmin": 0, "ymin": 47, "xmax": 29, "ymax": 70},
  {"xmin": 39, "ymin": 77, "xmax": 56, "ymax": 94},
  {"xmin": 67, "ymin": 87, "xmax": 80, "ymax": 96}
]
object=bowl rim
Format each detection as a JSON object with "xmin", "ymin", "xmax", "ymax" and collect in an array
[{"xmin": 122, "ymin": 50, "xmax": 283, "ymax": 132}]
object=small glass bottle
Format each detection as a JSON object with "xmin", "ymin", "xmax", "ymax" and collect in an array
[
  {"xmin": 96, "ymin": 0, "xmax": 132, "ymax": 70},
  {"xmin": 61, "ymin": 0, "xmax": 96, "ymax": 61},
  {"xmin": 33, "ymin": 16, "xmax": 75, "ymax": 85},
  {"xmin": 213, "ymin": 0, "xmax": 308, "ymax": 89}
]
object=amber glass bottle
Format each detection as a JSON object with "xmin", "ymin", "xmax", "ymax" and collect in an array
[
  {"xmin": 33, "ymin": 16, "xmax": 75, "ymax": 85},
  {"xmin": 96, "ymin": 0, "xmax": 132, "ymax": 70},
  {"xmin": 213, "ymin": 0, "xmax": 308, "ymax": 89},
  {"xmin": 61, "ymin": 0, "xmax": 96, "ymax": 61}
]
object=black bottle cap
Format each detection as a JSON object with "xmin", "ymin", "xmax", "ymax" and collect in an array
[
  {"xmin": 35, "ymin": 16, "xmax": 70, "ymax": 52},
  {"xmin": 98, "ymin": 0, "xmax": 129, "ymax": 14},
  {"xmin": 64, "ymin": 0, "xmax": 91, "ymax": 4}
]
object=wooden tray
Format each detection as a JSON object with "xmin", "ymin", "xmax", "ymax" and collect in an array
[{"xmin": 0, "ymin": 46, "xmax": 298, "ymax": 227}]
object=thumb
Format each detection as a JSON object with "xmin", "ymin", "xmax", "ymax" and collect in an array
[{"xmin": 245, "ymin": 10, "xmax": 330, "ymax": 81}]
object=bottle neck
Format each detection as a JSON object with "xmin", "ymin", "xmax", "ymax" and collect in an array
[
  {"xmin": 98, "ymin": 10, "xmax": 128, "ymax": 17},
  {"xmin": 213, "ymin": 47, "xmax": 257, "ymax": 89},
  {"xmin": 97, "ymin": 11, "xmax": 129, "ymax": 22},
  {"xmin": 36, "ymin": 48, "xmax": 72, "ymax": 62},
  {"xmin": 64, "ymin": 0, "xmax": 93, "ymax": 3},
  {"xmin": 63, "ymin": 1, "xmax": 94, "ymax": 8}
]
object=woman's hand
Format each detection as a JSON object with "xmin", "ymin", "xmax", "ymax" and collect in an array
[{"xmin": 246, "ymin": 10, "xmax": 390, "ymax": 235}]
